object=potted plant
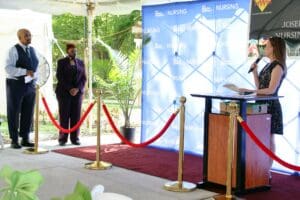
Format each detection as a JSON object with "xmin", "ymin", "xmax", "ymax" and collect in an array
[
  {"xmin": 0, "ymin": 165, "xmax": 43, "ymax": 200},
  {"xmin": 96, "ymin": 39, "xmax": 141, "ymax": 142}
]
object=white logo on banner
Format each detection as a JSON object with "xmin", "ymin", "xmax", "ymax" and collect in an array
[
  {"xmin": 172, "ymin": 23, "xmax": 191, "ymax": 34},
  {"xmin": 154, "ymin": 10, "xmax": 164, "ymax": 17},
  {"xmin": 202, "ymin": 5, "xmax": 213, "ymax": 13},
  {"xmin": 170, "ymin": 75, "xmax": 184, "ymax": 81},
  {"xmin": 282, "ymin": 20, "xmax": 300, "ymax": 28},
  {"xmin": 167, "ymin": 9, "xmax": 188, "ymax": 16},
  {"xmin": 216, "ymin": 3, "xmax": 239, "ymax": 11},
  {"xmin": 144, "ymin": 27, "xmax": 160, "ymax": 34},
  {"xmin": 275, "ymin": 31, "xmax": 300, "ymax": 39}
]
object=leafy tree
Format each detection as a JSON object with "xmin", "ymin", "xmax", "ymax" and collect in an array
[
  {"xmin": 96, "ymin": 38, "xmax": 141, "ymax": 128},
  {"xmin": 52, "ymin": 13, "xmax": 86, "ymax": 82},
  {"xmin": 51, "ymin": 10, "xmax": 141, "ymax": 95},
  {"xmin": 93, "ymin": 10, "xmax": 141, "ymax": 57}
]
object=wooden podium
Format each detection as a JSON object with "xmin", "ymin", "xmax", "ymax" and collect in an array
[{"xmin": 191, "ymin": 93, "xmax": 281, "ymax": 194}]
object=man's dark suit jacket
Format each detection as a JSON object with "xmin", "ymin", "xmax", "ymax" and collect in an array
[{"xmin": 55, "ymin": 56, "xmax": 86, "ymax": 97}]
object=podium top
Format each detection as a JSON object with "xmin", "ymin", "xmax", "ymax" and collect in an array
[{"xmin": 191, "ymin": 93, "xmax": 282, "ymax": 101}]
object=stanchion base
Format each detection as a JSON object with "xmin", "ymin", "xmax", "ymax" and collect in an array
[
  {"xmin": 164, "ymin": 181, "xmax": 196, "ymax": 192},
  {"xmin": 23, "ymin": 147, "xmax": 49, "ymax": 154},
  {"xmin": 85, "ymin": 161, "xmax": 112, "ymax": 170},
  {"xmin": 213, "ymin": 194, "xmax": 245, "ymax": 200}
]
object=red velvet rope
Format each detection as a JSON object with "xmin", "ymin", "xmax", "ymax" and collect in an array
[
  {"xmin": 238, "ymin": 117, "xmax": 300, "ymax": 171},
  {"xmin": 102, "ymin": 103, "xmax": 178, "ymax": 147},
  {"xmin": 42, "ymin": 97, "xmax": 95, "ymax": 134}
]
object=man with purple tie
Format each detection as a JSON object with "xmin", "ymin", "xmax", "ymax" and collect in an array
[{"xmin": 55, "ymin": 43, "xmax": 87, "ymax": 146}]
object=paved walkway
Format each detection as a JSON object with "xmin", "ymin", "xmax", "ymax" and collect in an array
[{"xmin": 0, "ymin": 136, "xmax": 216, "ymax": 200}]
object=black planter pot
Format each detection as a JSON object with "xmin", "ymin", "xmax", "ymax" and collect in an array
[{"xmin": 120, "ymin": 126, "xmax": 135, "ymax": 143}]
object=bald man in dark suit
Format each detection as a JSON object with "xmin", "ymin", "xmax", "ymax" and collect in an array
[{"xmin": 55, "ymin": 43, "xmax": 86, "ymax": 146}]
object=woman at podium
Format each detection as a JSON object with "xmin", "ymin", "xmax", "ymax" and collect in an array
[{"xmin": 239, "ymin": 37, "xmax": 287, "ymax": 174}]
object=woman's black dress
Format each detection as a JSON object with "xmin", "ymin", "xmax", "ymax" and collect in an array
[{"xmin": 258, "ymin": 60, "xmax": 285, "ymax": 135}]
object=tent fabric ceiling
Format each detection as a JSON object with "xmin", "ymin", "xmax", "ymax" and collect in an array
[
  {"xmin": 0, "ymin": 0, "xmax": 196, "ymax": 15},
  {"xmin": 0, "ymin": 0, "xmax": 141, "ymax": 15},
  {"xmin": 142, "ymin": 0, "xmax": 196, "ymax": 6}
]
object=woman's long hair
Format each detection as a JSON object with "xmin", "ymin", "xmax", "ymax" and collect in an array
[{"xmin": 269, "ymin": 37, "xmax": 287, "ymax": 76}]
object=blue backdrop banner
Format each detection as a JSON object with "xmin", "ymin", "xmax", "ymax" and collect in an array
[{"xmin": 141, "ymin": 0, "xmax": 250, "ymax": 154}]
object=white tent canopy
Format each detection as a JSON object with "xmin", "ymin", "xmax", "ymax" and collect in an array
[
  {"xmin": 142, "ymin": 0, "xmax": 196, "ymax": 6},
  {"xmin": 0, "ymin": 0, "xmax": 198, "ymax": 15},
  {"xmin": 0, "ymin": 0, "xmax": 141, "ymax": 16}
]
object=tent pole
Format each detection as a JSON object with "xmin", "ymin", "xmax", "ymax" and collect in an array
[{"xmin": 87, "ymin": 1, "xmax": 95, "ymax": 133}]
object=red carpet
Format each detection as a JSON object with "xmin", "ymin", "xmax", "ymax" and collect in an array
[
  {"xmin": 53, "ymin": 144, "xmax": 202, "ymax": 183},
  {"xmin": 53, "ymin": 144, "xmax": 300, "ymax": 199}
]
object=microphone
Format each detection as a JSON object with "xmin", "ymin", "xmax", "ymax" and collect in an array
[{"xmin": 248, "ymin": 56, "xmax": 262, "ymax": 73}]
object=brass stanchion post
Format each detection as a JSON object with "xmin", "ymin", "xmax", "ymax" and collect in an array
[
  {"xmin": 214, "ymin": 102, "xmax": 243, "ymax": 200},
  {"xmin": 24, "ymin": 85, "xmax": 48, "ymax": 154},
  {"xmin": 85, "ymin": 90, "xmax": 112, "ymax": 170},
  {"xmin": 164, "ymin": 96, "xmax": 196, "ymax": 192}
]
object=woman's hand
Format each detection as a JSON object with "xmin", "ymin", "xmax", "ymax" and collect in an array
[
  {"xmin": 69, "ymin": 88, "xmax": 79, "ymax": 96},
  {"xmin": 249, "ymin": 63, "xmax": 258, "ymax": 73},
  {"xmin": 238, "ymin": 88, "xmax": 254, "ymax": 95}
]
